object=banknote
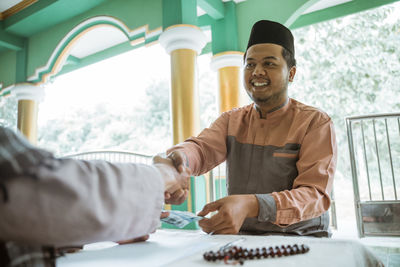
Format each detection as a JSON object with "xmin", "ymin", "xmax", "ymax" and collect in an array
[{"xmin": 161, "ymin": 210, "xmax": 204, "ymax": 228}]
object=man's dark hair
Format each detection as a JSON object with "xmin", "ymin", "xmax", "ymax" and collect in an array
[{"xmin": 282, "ymin": 47, "xmax": 296, "ymax": 69}]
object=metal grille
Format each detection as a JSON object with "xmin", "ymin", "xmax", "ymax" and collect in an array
[{"xmin": 346, "ymin": 113, "xmax": 400, "ymax": 237}]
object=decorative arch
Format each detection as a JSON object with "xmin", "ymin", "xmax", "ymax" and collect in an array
[
  {"xmin": 27, "ymin": 16, "xmax": 162, "ymax": 85},
  {"xmin": 284, "ymin": 0, "xmax": 321, "ymax": 28}
]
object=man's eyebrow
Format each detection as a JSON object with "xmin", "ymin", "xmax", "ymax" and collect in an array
[
  {"xmin": 263, "ymin": 56, "xmax": 278, "ymax": 61},
  {"xmin": 246, "ymin": 56, "xmax": 278, "ymax": 62}
]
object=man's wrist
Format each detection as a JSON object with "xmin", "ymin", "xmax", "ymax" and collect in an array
[
  {"xmin": 246, "ymin": 194, "xmax": 259, "ymax": 218},
  {"xmin": 153, "ymin": 163, "xmax": 173, "ymax": 191}
]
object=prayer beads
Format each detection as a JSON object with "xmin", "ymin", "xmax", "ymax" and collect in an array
[{"xmin": 203, "ymin": 244, "xmax": 310, "ymax": 265}]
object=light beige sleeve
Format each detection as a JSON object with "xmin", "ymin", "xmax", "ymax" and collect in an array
[
  {"xmin": 167, "ymin": 112, "xmax": 230, "ymax": 176},
  {"xmin": 271, "ymin": 120, "xmax": 337, "ymax": 226},
  {"xmin": 0, "ymin": 159, "xmax": 164, "ymax": 246}
]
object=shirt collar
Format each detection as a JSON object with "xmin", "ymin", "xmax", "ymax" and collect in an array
[{"xmin": 252, "ymin": 98, "xmax": 290, "ymax": 119}]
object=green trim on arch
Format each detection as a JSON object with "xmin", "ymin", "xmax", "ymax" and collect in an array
[
  {"xmin": 27, "ymin": 16, "xmax": 161, "ymax": 84},
  {"xmin": 57, "ymin": 40, "xmax": 140, "ymax": 77},
  {"xmin": 284, "ymin": 0, "xmax": 320, "ymax": 28},
  {"xmin": 0, "ymin": 90, "xmax": 11, "ymax": 98}
]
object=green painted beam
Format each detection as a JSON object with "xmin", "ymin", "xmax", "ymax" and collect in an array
[
  {"xmin": 197, "ymin": 0, "xmax": 224, "ymax": 20},
  {"xmin": 211, "ymin": 1, "xmax": 239, "ymax": 54},
  {"xmin": 4, "ymin": 0, "xmax": 58, "ymax": 35},
  {"xmin": 4, "ymin": 0, "xmax": 107, "ymax": 37},
  {"xmin": 290, "ymin": 0, "xmax": 400, "ymax": 29},
  {"xmin": 0, "ymin": 22, "xmax": 25, "ymax": 51},
  {"xmin": 65, "ymin": 55, "xmax": 81, "ymax": 65},
  {"xmin": 197, "ymin": 14, "xmax": 214, "ymax": 28},
  {"xmin": 162, "ymin": 0, "xmax": 197, "ymax": 28},
  {"xmin": 56, "ymin": 40, "xmax": 140, "ymax": 77}
]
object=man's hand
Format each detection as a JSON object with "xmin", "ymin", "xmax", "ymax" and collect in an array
[
  {"xmin": 153, "ymin": 155, "xmax": 190, "ymax": 205},
  {"xmin": 117, "ymin": 211, "xmax": 170, "ymax": 245},
  {"xmin": 167, "ymin": 151, "xmax": 190, "ymax": 174},
  {"xmin": 164, "ymin": 189, "xmax": 189, "ymax": 205},
  {"xmin": 197, "ymin": 195, "xmax": 259, "ymax": 234}
]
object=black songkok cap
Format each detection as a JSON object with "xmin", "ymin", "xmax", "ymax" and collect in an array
[{"xmin": 246, "ymin": 20, "xmax": 295, "ymax": 56}]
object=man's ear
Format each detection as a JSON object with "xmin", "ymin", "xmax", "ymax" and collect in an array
[{"xmin": 289, "ymin": 66, "xmax": 296, "ymax": 82}]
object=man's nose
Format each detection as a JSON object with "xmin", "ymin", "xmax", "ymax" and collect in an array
[{"xmin": 252, "ymin": 64, "xmax": 265, "ymax": 76}]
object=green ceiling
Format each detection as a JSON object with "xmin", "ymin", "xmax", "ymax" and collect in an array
[{"xmin": 0, "ymin": 0, "xmax": 398, "ymax": 92}]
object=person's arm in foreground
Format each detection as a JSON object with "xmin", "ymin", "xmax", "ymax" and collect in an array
[
  {"xmin": 197, "ymin": 120, "xmax": 337, "ymax": 234},
  {"xmin": 0, "ymin": 126, "xmax": 189, "ymax": 246},
  {"xmin": 166, "ymin": 112, "xmax": 230, "ymax": 177}
]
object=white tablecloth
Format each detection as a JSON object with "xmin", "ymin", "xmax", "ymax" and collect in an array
[{"xmin": 57, "ymin": 229, "xmax": 383, "ymax": 267}]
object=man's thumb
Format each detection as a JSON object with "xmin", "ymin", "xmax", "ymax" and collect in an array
[{"xmin": 197, "ymin": 201, "xmax": 220, "ymax": 217}]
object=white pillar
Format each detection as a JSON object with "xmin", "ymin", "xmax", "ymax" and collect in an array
[
  {"xmin": 210, "ymin": 51, "xmax": 244, "ymax": 113},
  {"xmin": 159, "ymin": 25, "xmax": 206, "ymax": 213}
]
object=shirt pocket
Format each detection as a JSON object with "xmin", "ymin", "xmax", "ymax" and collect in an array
[
  {"xmin": 272, "ymin": 149, "xmax": 299, "ymax": 188},
  {"xmin": 272, "ymin": 149, "xmax": 299, "ymax": 159}
]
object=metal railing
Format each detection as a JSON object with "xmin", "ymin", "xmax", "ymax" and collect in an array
[
  {"xmin": 64, "ymin": 150, "xmax": 152, "ymax": 164},
  {"xmin": 346, "ymin": 113, "xmax": 400, "ymax": 237},
  {"xmin": 65, "ymin": 150, "xmax": 338, "ymax": 229}
]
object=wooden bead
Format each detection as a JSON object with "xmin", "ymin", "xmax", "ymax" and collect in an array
[{"xmin": 202, "ymin": 243, "xmax": 309, "ymax": 263}]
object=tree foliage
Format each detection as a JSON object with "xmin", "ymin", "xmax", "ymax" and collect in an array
[
  {"xmin": 290, "ymin": 4, "xmax": 400, "ymax": 181},
  {"xmin": 0, "ymin": 96, "xmax": 17, "ymax": 129}
]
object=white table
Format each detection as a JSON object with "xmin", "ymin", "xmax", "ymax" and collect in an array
[{"xmin": 57, "ymin": 229, "xmax": 383, "ymax": 267}]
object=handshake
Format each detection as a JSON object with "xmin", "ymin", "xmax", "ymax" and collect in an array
[
  {"xmin": 152, "ymin": 151, "xmax": 258, "ymax": 236},
  {"xmin": 152, "ymin": 151, "xmax": 191, "ymax": 205}
]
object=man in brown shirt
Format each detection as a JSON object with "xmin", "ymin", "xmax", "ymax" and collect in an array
[{"xmin": 166, "ymin": 20, "xmax": 337, "ymax": 237}]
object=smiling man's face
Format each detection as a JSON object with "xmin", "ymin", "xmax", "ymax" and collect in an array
[{"xmin": 244, "ymin": 43, "xmax": 296, "ymax": 110}]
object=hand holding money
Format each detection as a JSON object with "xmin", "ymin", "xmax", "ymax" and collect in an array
[{"xmin": 161, "ymin": 210, "xmax": 204, "ymax": 228}]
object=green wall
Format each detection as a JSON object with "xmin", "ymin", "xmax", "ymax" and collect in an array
[{"xmin": 0, "ymin": 51, "xmax": 17, "ymax": 89}]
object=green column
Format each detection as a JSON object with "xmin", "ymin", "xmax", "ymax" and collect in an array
[
  {"xmin": 162, "ymin": 0, "xmax": 197, "ymax": 28},
  {"xmin": 210, "ymin": 1, "xmax": 239, "ymax": 54}
]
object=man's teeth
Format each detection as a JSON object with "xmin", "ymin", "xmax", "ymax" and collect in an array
[{"xmin": 253, "ymin": 82, "xmax": 268, "ymax": 86}]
